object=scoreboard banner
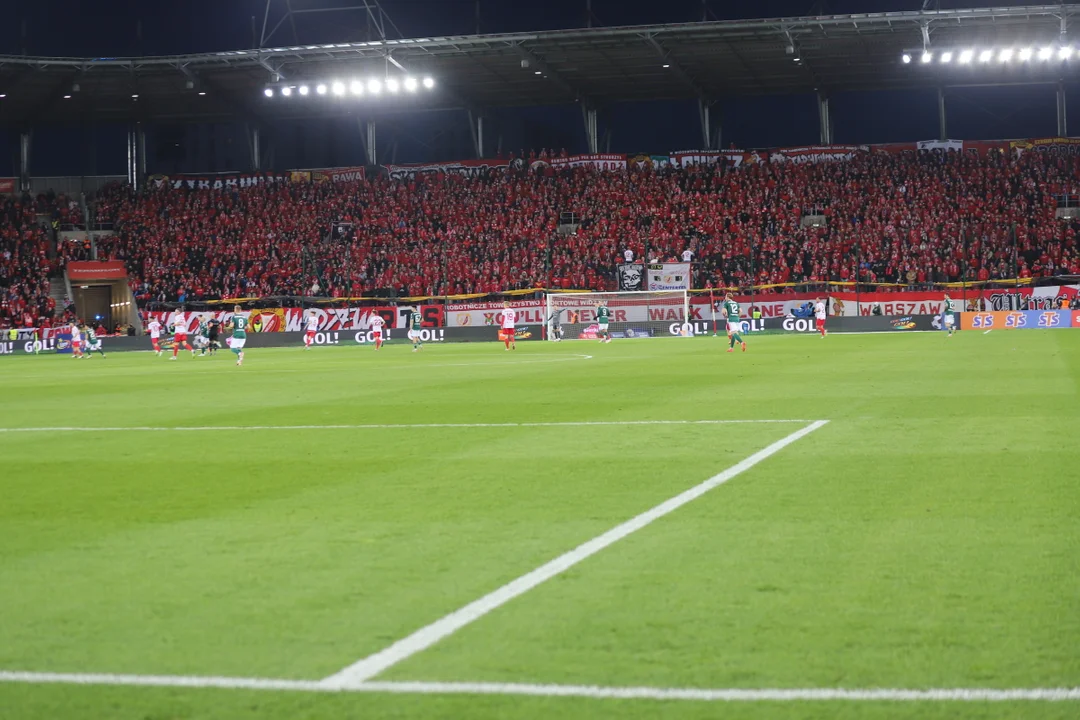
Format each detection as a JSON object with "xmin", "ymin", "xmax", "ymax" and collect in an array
[{"xmin": 960, "ymin": 310, "xmax": 1079, "ymax": 330}]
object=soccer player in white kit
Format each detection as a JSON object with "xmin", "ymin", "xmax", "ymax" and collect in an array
[
  {"xmin": 304, "ymin": 310, "xmax": 318, "ymax": 350},
  {"xmin": 170, "ymin": 314, "xmax": 195, "ymax": 360},
  {"xmin": 69, "ymin": 322, "xmax": 83, "ymax": 358},
  {"xmin": 147, "ymin": 318, "xmax": 163, "ymax": 355},
  {"xmin": 369, "ymin": 314, "xmax": 385, "ymax": 350},
  {"xmin": 814, "ymin": 298, "xmax": 827, "ymax": 338},
  {"xmin": 500, "ymin": 302, "xmax": 517, "ymax": 350}
]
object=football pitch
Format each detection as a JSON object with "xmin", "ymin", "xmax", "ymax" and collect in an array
[{"xmin": 1, "ymin": 332, "xmax": 1077, "ymax": 720}]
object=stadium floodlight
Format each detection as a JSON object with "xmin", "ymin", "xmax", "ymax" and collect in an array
[
  {"xmin": 422, "ymin": 76, "xmax": 435, "ymax": 89},
  {"xmin": 63, "ymin": 94, "xmax": 71, "ymax": 99},
  {"xmin": 978, "ymin": 49, "xmax": 993, "ymax": 62},
  {"xmin": 1039, "ymin": 46, "xmax": 1054, "ymax": 60},
  {"xmin": 902, "ymin": 53, "xmax": 912, "ymax": 64},
  {"xmin": 404, "ymin": 77, "xmax": 418, "ymax": 92},
  {"xmin": 131, "ymin": 93, "xmax": 139, "ymax": 99},
  {"xmin": 298, "ymin": 85, "xmax": 309, "ymax": 96},
  {"xmin": 386, "ymin": 78, "xmax": 400, "ymax": 93},
  {"xmin": 920, "ymin": 51, "xmax": 932, "ymax": 64},
  {"xmin": 198, "ymin": 91, "xmax": 206, "ymax": 96},
  {"xmin": 1019, "ymin": 48, "xmax": 1033, "ymax": 61},
  {"xmin": 998, "ymin": 49, "xmax": 1013, "ymax": 63},
  {"xmin": 1060, "ymin": 46, "xmax": 1074, "ymax": 60},
  {"xmin": 959, "ymin": 49, "xmax": 974, "ymax": 64},
  {"xmin": 281, "ymin": 86, "xmax": 292, "ymax": 96},
  {"xmin": 349, "ymin": 80, "xmax": 363, "ymax": 95},
  {"xmin": 368, "ymin": 79, "xmax": 382, "ymax": 94},
  {"xmin": 316, "ymin": 84, "xmax": 327, "ymax": 95},
  {"xmin": 331, "ymin": 81, "xmax": 345, "ymax": 96},
  {"xmin": 264, "ymin": 88, "xmax": 274, "ymax": 97},
  {"xmin": 940, "ymin": 51, "xmax": 953, "ymax": 64}
]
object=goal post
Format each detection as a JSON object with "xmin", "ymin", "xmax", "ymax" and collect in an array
[{"xmin": 544, "ymin": 290, "xmax": 693, "ymax": 340}]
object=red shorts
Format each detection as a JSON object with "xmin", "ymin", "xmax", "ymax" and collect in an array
[
  {"xmin": 71, "ymin": 340, "xmax": 81, "ymax": 351},
  {"xmin": 371, "ymin": 330, "xmax": 382, "ymax": 339},
  {"xmin": 175, "ymin": 333, "xmax": 188, "ymax": 343},
  {"xmin": 816, "ymin": 318, "xmax": 825, "ymax": 330},
  {"xmin": 305, "ymin": 330, "xmax": 315, "ymax": 339},
  {"xmin": 500, "ymin": 328, "xmax": 515, "ymax": 339}
]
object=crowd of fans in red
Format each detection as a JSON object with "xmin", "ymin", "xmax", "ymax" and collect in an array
[
  {"xmin": 0, "ymin": 196, "xmax": 64, "ymax": 329},
  {"xmin": 79, "ymin": 147, "xmax": 1080, "ymax": 303}
]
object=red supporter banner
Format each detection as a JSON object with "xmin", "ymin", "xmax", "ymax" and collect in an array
[
  {"xmin": 0, "ymin": 178, "xmax": 15, "ymax": 194},
  {"xmin": 545, "ymin": 153, "xmax": 627, "ymax": 171},
  {"xmin": 383, "ymin": 158, "xmax": 512, "ymax": 180},
  {"xmin": 67, "ymin": 261, "xmax": 128, "ymax": 280},
  {"xmin": 149, "ymin": 171, "xmax": 288, "ymax": 191},
  {"xmin": 770, "ymin": 145, "xmax": 868, "ymax": 163},
  {"xmin": 1009, "ymin": 137, "xmax": 1080, "ymax": 156},
  {"xmin": 311, "ymin": 166, "xmax": 366, "ymax": 183}
]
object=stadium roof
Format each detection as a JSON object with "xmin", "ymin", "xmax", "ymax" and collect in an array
[{"xmin": 0, "ymin": 4, "xmax": 1077, "ymax": 127}]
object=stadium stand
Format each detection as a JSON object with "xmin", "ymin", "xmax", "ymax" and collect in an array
[
  {"xmin": 0, "ymin": 197, "xmax": 57, "ymax": 328},
  {"xmin": 89, "ymin": 148, "xmax": 1080, "ymax": 303}
]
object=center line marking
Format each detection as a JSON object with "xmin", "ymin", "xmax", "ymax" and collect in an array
[{"xmin": 319, "ymin": 420, "xmax": 829, "ymax": 688}]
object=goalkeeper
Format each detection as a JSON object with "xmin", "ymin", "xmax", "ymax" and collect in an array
[{"xmin": 547, "ymin": 308, "xmax": 564, "ymax": 342}]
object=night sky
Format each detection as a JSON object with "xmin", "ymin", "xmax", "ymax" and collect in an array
[{"xmin": 0, "ymin": 1, "xmax": 1074, "ymax": 176}]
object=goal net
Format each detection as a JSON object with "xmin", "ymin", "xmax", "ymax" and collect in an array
[{"xmin": 544, "ymin": 290, "xmax": 692, "ymax": 340}]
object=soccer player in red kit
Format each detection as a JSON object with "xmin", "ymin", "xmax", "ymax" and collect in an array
[
  {"xmin": 171, "ymin": 314, "xmax": 194, "ymax": 360},
  {"xmin": 147, "ymin": 317, "xmax": 163, "ymax": 355},
  {"xmin": 369, "ymin": 314, "xmax": 385, "ymax": 350},
  {"xmin": 500, "ymin": 302, "xmax": 517, "ymax": 350},
  {"xmin": 304, "ymin": 310, "xmax": 318, "ymax": 350}
]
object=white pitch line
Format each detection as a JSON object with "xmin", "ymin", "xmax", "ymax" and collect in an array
[
  {"xmin": 0, "ymin": 419, "xmax": 813, "ymax": 433},
  {"xmin": 1, "ymin": 672, "xmax": 1077, "ymax": 702},
  {"xmin": 984, "ymin": 329, "xmax": 993, "ymax": 335},
  {"xmin": 320, "ymin": 420, "xmax": 829, "ymax": 688}
]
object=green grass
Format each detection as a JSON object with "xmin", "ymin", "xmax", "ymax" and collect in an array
[{"xmin": 0, "ymin": 332, "xmax": 1078, "ymax": 719}]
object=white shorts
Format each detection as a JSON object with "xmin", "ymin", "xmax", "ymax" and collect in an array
[
  {"xmin": 726, "ymin": 321, "xmax": 742, "ymax": 333},
  {"xmin": 86, "ymin": 340, "xmax": 102, "ymax": 351},
  {"xmin": 944, "ymin": 314, "xmax": 955, "ymax": 327},
  {"xmin": 408, "ymin": 330, "xmax": 421, "ymax": 341},
  {"xmin": 598, "ymin": 323, "xmax": 609, "ymax": 332},
  {"xmin": 230, "ymin": 337, "xmax": 247, "ymax": 349}
]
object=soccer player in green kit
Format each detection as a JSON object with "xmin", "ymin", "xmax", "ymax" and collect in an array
[
  {"xmin": 723, "ymin": 292, "xmax": 746, "ymax": 353},
  {"xmin": 81, "ymin": 323, "xmax": 106, "ymax": 358},
  {"xmin": 229, "ymin": 305, "xmax": 248, "ymax": 366},
  {"xmin": 943, "ymin": 293, "xmax": 956, "ymax": 337},
  {"xmin": 408, "ymin": 307, "xmax": 424, "ymax": 352},
  {"xmin": 595, "ymin": 301, "xmax": 611, "ymax": 343}
]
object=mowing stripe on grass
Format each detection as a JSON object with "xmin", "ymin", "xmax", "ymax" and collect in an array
[
  {"xmin": 1, "ymin": 672, "xmax": 1077, "ymax": 702},
  {"xmin": 0, "ymin": 419, "xmax": 813, "ymax": 433},
  {"xmin": 320, "ymin": 421, "xmax": 829, "ymax": 688}
]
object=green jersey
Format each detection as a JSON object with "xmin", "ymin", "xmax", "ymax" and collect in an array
[
  {"xmin": 410, "ymin": 311, "xmax": 422, "ymax": 330},
  {"xmin": 596, "ymin": 306, "xmax": 611, "ymax": 324},
  {"xmin": 231, "ymin": 315, "xmax": 248, "ymax": 339},
  {"xmin": 943, "ymin": 298, "xmax": 954, "ymax": 314},
  {"xmin": 723, "ymin": 299, "xmax": 740, "ymax": 321},
  {"xmin": 199, "ymin": 325, "xmax": 210, "ymax": 339},
  {"xmin": 85, "ymin": 329, "xmax": 98, "ymax": 343}
]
